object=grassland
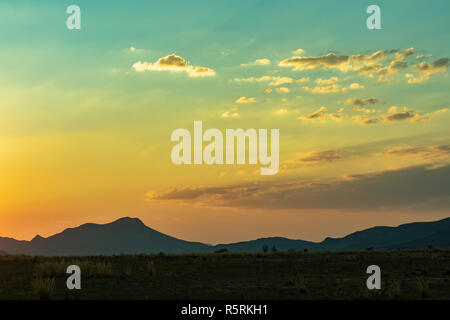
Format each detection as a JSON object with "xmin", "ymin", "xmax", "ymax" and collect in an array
[{"xmin": 1, "ymin": 249, "xmax": 449, "ymax": 300}]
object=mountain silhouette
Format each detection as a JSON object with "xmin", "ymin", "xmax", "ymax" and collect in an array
[
  {"xmin": 0, "ymin": 217, "xmax": 210, "ymax": 256},
  {"xmin": 1, "ymin": 216, "xmax": 449, "ymax": 256}
]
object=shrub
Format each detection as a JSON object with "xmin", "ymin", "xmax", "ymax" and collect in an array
[
  {"xmin": 295, "ymin": 275, "xmax": 308, "ymax": 294},
  {"xmin": 35, "ymin": 260, "xmax": 66, "ymax": 277},
  {"xmin": 36, "ymin": 259, "xmax": 113, "ymax": 278},
  {"xmin": 416, "ymin": 278, "xmax": 431, "ymax": 298},
  {"xmin": 32, "ymin": 277, "xmax": 55, "ymax": 300},
  {"xmin": 124, "ymin": 265, "xmax": 132, "ymax": 276},
  {"xmin": 147, "ymin": 260, "xmax": 156, "ymax": 276},
  {"xmin": 359, "ymin": 285, "xmax": 382, "ymax": 300},
  {"xmin": 385, "ymin": 281, "xmax": 402, "ymax": 299},
  {"xmin": 93, "ymin": 261, "xmax": 113, "ymax": 277}
]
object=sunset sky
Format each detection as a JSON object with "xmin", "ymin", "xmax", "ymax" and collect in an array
[{"xmin": 1, "ymin": 0, "xmax": 449, "ymax": 244}]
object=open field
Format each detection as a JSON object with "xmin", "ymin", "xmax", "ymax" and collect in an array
[{"xmin": 1, "ymin": 250, "xmax": 449, "ymax": 300}]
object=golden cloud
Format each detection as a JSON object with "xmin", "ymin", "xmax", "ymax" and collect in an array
[
  {"xmin": 132, "ymin": 54, "xmax": 216, "ymax": 77},
  {"xmin": 303, "ymin": 85, "xmax": 340, "ymax": 93},
  {"xmin": 234, "ymin": 76, "xmax": 296, "ymax": 86},
  {"xmin": 297, "ymin": 107, "xmax": 328, "ymax": 121},
  {"xmin": 235, "ymin": 96, "xmax": 256, "ymax": 104},
  {"xmin": 276, "ymin": 87, "xmax": 290, "ymax": 93},
  {"xmin": 241, "ymin": 58, "xmax": 271, "ymax": 66},
  {"xmin": 315, "ymin": 77, "xmax": 339, "ymax": 85},
  {"xmin": 279, "ymin": 48, "xmax": 416, "ymax": 82},
  {"xmin": 296, "ymin": 150, "xmax": 342, "ymax": 164},
  {"xmin": 407, "ymin": 58, "xmax": 449, "ymax": 83}
]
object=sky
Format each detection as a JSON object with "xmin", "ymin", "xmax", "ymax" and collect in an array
[{"xmin": 1, "ymin": 0, "xmax": 449, "ymax": 243}]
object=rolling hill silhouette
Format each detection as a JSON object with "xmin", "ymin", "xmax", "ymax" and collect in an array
[{"xmin": 1, "ymin": 216, "xmax": 449, "ymax": 256}]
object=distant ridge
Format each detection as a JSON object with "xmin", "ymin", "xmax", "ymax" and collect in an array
[
  {"xmin": 1, "ymin": 216, "xmax": 450, "ymax": 256},
  {"xmin": 0, "ymin": 217, "xmax": 210, "ymax": 256}
]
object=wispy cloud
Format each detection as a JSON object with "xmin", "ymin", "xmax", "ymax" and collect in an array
[
  {"xmin": 296, "ymin": 150, "xmax": 342, "ymax": 164},
  {"xmin": 297, "ymin": 106, "xmax": 329, "ymax": 121},
  {"xmin": 147, "ymin": 165, "xmax": 450, "ymax": 211},
  {"xmin": 234, "ymin": 76, "xmax": 309, "ymax": 86},
  {"xmin": 241, "ymin": 58, "xmax": 271, "ymax": 66}
]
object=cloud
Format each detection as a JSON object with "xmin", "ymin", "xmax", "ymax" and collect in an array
[
  {"xmin": 127, "ymin": 46, "xmax": 142, "ymax": 53},
  {"xmin": 187, "ymin": 67, "xmax": 217, "ymax": 77},
  {"xmin": 296, "ymin": 150, "xmax": 342, "ymax": 164},
  {"xmin": 297, "ymin": 106, "xmax": 328, "ymax": 121},
  {"xmin": 329, "ymin": 113, "xmax": 342, "ymax": 121},
  {"xmin": 147, "ymin": 165, "xmax": 450, "ymax": 211},
  {"xmin": 296, "ymin": 104, "xmax": 433, "ymax": 126},
  {"xmin": 132, "ymin": 54, "xmax": 216, "ymax": 77},
  {"xmin": 297, "ymin": 107, "xmax": 343, "ymax": 122},
  {"xmin": 275, "ymin": 87, "xmax": 290, "ymax": 93},
  {"xmin": 349, "ymin": 106, "xmax": 431, "ymax": 125},
  {"xmin": 123, "ymin": 46, "xmax": 146, "ymax": 54},
  {"xmin": 407, "ymin": 58, "xmax": 449, "ymax": 83},
  {"xmin": 234, "ymin": 76, "xmax": 310, "ymax": 86},
  {"xmin": 360, "ymin": 118, "xmax": 379, "ymax": 125},
  {"xmin": 241, "ymin": 58, "xmax": 271, "ymax": 66},
  {"xmin": 221, "ymin": 111, "xmax": 240, "ymax": 118},
  {"xmin": 377, "ymin": 145, "xmax": 450, "ymax": 163},
  {"xmin": 350, "ymin": 115, "xmax": 379, "ymax": 125},
  {"xmin": 296, "ymin": 77, "xmax": 310, "ymax": 83},
  {"xmin": 292, "ymin": 48, "xmax": 305, "ymax": 55},
  {"xmin": 275, "ymin": 108, "xmax": 288, "ymax": 116},
  {"xmin": 348, "ymin": 83, "xmax": 364, "ymax": 90},
  {"xmin": 280, "ymin": 52, "xmax": 356, "ymax": 72},
  {"xmin": 382, "ymin": 106, "xmax": 430, "ymax": 123},
  {"xmin": 303, "ymin": 85, "xmax": 340, "ymax": 93},
  {"xmin": 303, "ymin": 79, "xmax": 361, "ymax": 93},
  {"xmin": 346, "ymin": 98, "xmax": 379, "ymax": 106},
  {"xmin": 352, "ymin": 107, "xmax": 376, "ymax": 114},
  {"xmin": 358, "ymin": 48, "xmax": 414, "ymax": 82},
  {"xmin": 235, "ymin": 96, "xmax": 256, "ymax": 104},
  {"xmin": 315, "ymin": 77, "xmax": 339, "ymax": 85},
  {"xmin": 279, "ymin": 48, "xmax": 416, "ymax": 82},
  {"xmin": 234, "ymin": 76, "xmax": 295, "ymax": 86},
  {"xmin": 280, "ymin": 49, "xmax": 412, "ymax": 72},
  {"xmin": 414, "ymin": 58, "xmax": 449, "ymax": 73}
]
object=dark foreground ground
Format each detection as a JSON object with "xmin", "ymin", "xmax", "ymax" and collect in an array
[{"xmin": 0, "ymin": 250, "xmax": 449, "ymax": 300}]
